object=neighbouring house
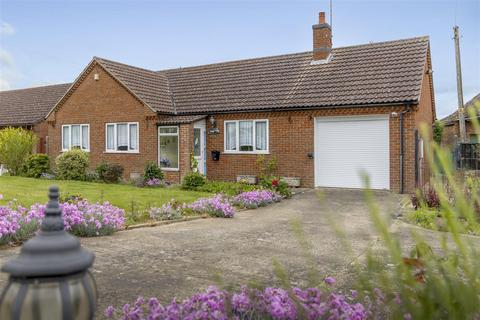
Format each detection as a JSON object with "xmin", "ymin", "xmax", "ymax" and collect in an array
[
  {"xmin": 1, "ymin": 12, "xmax": 436, "ymax": 193},
  {"xmin": 440, "ymin": 93, "xmax": 480, "ymax": 146},
  {"xmin": 0, "ymin": 83, "xmax": 71, "ymax": 153}
]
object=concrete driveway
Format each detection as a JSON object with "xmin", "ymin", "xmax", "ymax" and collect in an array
[{"xmin": 0, "ymin": 189, "xmax": 402, "ymax": 316}]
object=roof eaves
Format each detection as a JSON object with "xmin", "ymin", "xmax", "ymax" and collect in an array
[
  {"xmin": 174, "ymin": 100, "xmax": 418, "ymax": 115},
  {"xmin": 45, "ymin": 58, "xmax": 97, "ymax": 120}
]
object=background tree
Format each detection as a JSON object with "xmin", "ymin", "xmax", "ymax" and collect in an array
[
  {"xmin": 0, "ymin": 127, "xmax": 37, "ymax": 175},
  {"xmin": 433, "ymin": 120, "xmax": 443, "ymax": 145}
]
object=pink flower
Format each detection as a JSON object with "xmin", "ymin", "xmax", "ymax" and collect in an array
[{"xmin": 324, "ymin": 276, "xmax": 336, "ymax": 286}]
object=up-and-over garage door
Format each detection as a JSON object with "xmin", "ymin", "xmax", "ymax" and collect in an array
[{"xmin": 314, "ymin": 116, "xmax": 390, "ymax": 189}]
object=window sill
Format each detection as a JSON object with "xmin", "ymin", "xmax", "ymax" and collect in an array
[
  {"xmin": 61, "ymin": 150, "xmax": 90, "ymax": 153},
  {"xmin": 161, "ymin": 168, "xmax": 179, "ymax": 172},
  {"xmin": 103, "ymin": 151, "xmax": 140, "ymax": 154},
  {"xmin": 223, "ymin": 151, "xmax": 270, "ymax": 155}
]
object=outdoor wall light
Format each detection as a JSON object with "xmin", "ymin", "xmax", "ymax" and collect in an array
[
  {"xmin": 0, "ymin": 186, "xmax": 97, "ymax": 320},
  {"xmin": 209, "ymin": 115, "xmax": 220, "ymax": 134}
]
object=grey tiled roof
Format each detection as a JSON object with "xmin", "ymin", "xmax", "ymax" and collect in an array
[
  {"xmin": 2, "ymin": 36, "xmax": 431, "ymax": 125},
  {"xmin": 0, "ymin": 83, "xmax": 71, "ymax": 126},
  {"xmin": 441, "ymin": 93, "xmax": 480, "ymax": 125},
  {"xmin": 161, "ymin": 36, "xmax": 429, "ymax": 114},
  {"xmin": 95, "ymin": 57, "xmax": 175, "ymax": 113}
]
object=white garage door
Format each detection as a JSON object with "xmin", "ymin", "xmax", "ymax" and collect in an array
[{"xmin": 315, "ymin": 116, "xmax": 390, "ymax": 189}]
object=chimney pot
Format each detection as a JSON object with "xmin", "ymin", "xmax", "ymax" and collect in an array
[
  {"xmin": 319, "ymin": 12, "xmax": 326, "ymax": 24},
  {"xmin": 312, "ymin": 11, "xmax": 332, "ymax": 61}
]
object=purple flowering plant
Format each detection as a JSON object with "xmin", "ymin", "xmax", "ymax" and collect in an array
[
  {"xmin": 0, "ymin": 195, "xmax": 125, "ymax": 244},
  {"xmin": 145, "ymin": 178, "xmax": 164, "ymax": 188},
  {"xmin": 186, "ymin": 194, "xmax": 235, "ymax": 218},
  {"xmin": 105, "ymin": 279, "xmax": 373, "ymax": 320},
  {"xmin": 232, "ymin": 190, "xmax": 281, "ymax": 209},
  {"xmin": 149, "ymin": 199, "xmax": 183, "ymax": 220}
]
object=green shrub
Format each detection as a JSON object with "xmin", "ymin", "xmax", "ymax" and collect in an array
[
  {"xmin": 256, "ymin": 155, "xmax": 277, "ymax": 178},
  {"xmin": 196, "ymin": 180, "xmax": 259, "ymax": 196},
  {"xmin": 182, "ymin": 172, "xmax": 206, "ymax": 190},
  {"xmin": 355, "ymin": 122, "xmax": 480, "ymax": 319},
  {"xmin": 0, "ymin": 127, "xmax": 37, "ymax": 175},
  {"xmin": 143, "ymin": 162, "xmax": 164, "ymax": 181},
  {"xmin": 96, "ymin": 162, "xmax": 124, "ymax": 183},
  {"xmin": 55, "ymin": 149, "xmax": 89, "ymax": 180},
  {"xmin": 260, "ymin": 176, "xmax": 292, "ymax": 198},
  {"xmin": 405, "ymin": 207, "xmax": 438, "ymax": 229},
  {"xmin": 22, "ymin": 154, "xmax": 50, "ymax": 178},
  {"xmin": 85, "ymin": 170, "xmax": 100, "ymax": 182}
]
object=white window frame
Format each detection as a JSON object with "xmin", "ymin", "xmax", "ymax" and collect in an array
[
  {"xmin": 61, "ymin": 124, "xmax": 90, "ymax": 152},
  {"xmin": 158, "ymin": 126, "xmax": 179, "ymax": 171},
  {"xmin": 105, "ymin": 122, "xmax": 139, "ymax": 153},
  {"xmin": 223, "ymin": 119, "xmax": 269, "ymax": 154}
]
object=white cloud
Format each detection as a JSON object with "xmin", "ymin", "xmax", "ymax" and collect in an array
[
  {"xmin": 0, "ymin": 22, "xmax": 15, "ymax": 36},
  {"xmin": 0, "ymin": 78, "xmax": 11, "ymax": 91},
  {"xmin": 0, "ymin": 21, "xmax": 19, "ymax": 91},
  {"xmin": 0, "ymin": 48, "xmax": 14, "ymax": 67}
]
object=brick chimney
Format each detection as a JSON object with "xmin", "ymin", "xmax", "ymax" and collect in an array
[{"xmin": 312, "ymin": 12, "xmax": 332, "ymax": 61}]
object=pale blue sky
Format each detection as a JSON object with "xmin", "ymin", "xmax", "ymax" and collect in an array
[{"xmin": 0, "ymin": 0, "xmax": 479, "ymax": 118}]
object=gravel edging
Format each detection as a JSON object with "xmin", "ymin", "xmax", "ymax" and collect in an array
[{"xmin": 123, "ymin": 215, "xmax": 208, "ymax": 231}]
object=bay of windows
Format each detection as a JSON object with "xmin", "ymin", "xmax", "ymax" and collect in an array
[
  {"xmin": 224, "ymin": 120, "xmax": 268, "ymax": 153},
  {"xmin": 106, "ymin": 122, "xmax": 139, "ymax": 152},
  {"xmin": 62, "ymin": 124, "xmax": 89, "ymax": 151}
]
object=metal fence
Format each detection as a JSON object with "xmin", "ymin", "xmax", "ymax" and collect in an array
[{"xmin": 455, "ymin": 143, "xmax": 480, "ymax": 171}]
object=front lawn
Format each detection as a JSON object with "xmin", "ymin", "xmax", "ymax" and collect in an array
[{"xmin": 0, "ymin": 176, "xmax": 211, "ymax": 225}]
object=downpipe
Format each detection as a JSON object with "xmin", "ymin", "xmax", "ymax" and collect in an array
[{"xmin": 399, "ymin": 106, "xmax": 412, "ymax": 194}]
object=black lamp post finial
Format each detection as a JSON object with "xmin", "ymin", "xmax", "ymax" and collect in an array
[
  {"xmin": 41, "ymin": 185, "xmax": 64, "ymax": 232},
  {"xmin": 0, "ymin": 186, "xmax": 97, "ymax": 320}
]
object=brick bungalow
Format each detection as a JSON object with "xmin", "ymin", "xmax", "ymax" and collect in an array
[
  {"xmin": 441, "ymin": 93, "xmax": 479, "ymax": 146},
  {"xmin": 2, "ymin": 12, "xmax": 436, "ymax": 193},
  {"xmin": 0, "ymin": 83, "xmax": 70, "ymax": 153}
]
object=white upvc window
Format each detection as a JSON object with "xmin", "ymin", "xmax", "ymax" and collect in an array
[
  {"xmin": 158, "ymin": 126, "xmax": 179, "ymax": 170},
  {"xmin": 224, "ymin": 119, "xmax": 269, "ymax": 154},
  {"xmin": 62, "ymin": 124, "xmax": 89, "ymax": 151},
  {"xmin": 105, "ymin": 122, "xmax": 139, "ymax": 153}
]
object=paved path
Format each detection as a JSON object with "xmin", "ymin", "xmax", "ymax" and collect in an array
[{"xmin": 0, "ymin": 189, "xmax": 405, "ymax": 317}]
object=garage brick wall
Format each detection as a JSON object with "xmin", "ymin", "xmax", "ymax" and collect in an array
[
  {"xmin": 413, "ymin": 62, "xmax": 435, "ymax": 186},
  {"xmin": 206, "ymin": 105, "xmax": 421, "ymax": 193}
]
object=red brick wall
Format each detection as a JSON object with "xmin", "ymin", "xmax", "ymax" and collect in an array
[
  {"xmin": 443, "ymin": 122, "xmax": 478, "ymax": 146},
  {"xmin": 413, "ymin": 63, "xmax": 435, "ymax": 186},
  {"xmin": 32, "ymin": 121, "xmax": 48, "ymax": 153},
  {"xmin": 46, "ymin": 63, "xmax": 159, "ymax": 181},
  {"xmin": 206, "ymin": 105, "xmax": 421, "ymax": 193}
]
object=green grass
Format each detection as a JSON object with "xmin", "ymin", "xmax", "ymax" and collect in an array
[{"xmin": 0, "ymin": 176, "xmax": 211, "ymax": 225}]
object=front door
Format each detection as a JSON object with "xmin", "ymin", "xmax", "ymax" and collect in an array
[{"xmin": 193, "ymin": 120, "xmax": 206, "ymax": 174}]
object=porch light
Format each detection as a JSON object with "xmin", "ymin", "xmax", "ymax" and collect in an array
[
  {"xmin": 0, "ymin": 186, "xmax": 97, "ymax": 320},
  {"xmin": 209, "ymin": 115, "xmax": 220, "ymax": 134}
]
